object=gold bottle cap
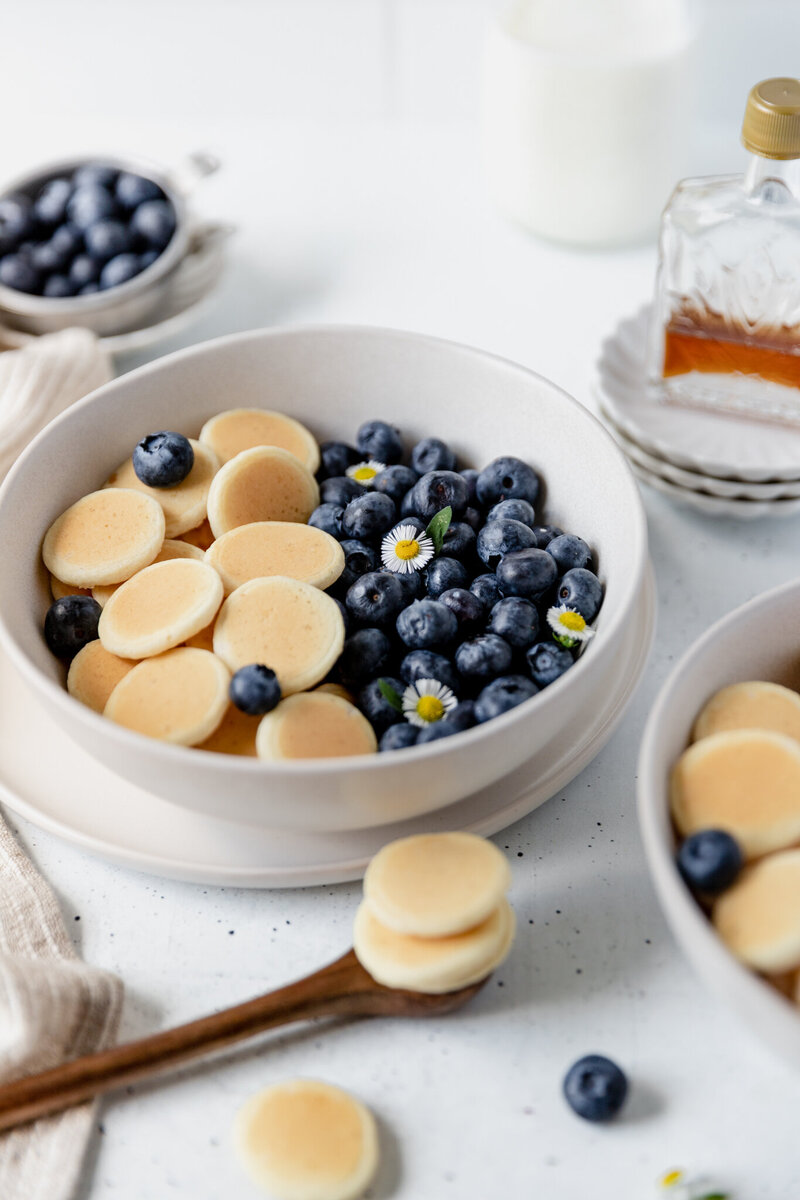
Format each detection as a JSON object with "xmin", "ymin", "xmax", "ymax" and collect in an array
[{"xmin": 742, "ymin": 78, "xmax": 800, "ymax": 160}]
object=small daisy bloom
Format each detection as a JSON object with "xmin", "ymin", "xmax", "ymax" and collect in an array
[
  {"xmin": 402, "ymin": 678, "xmax": 458, "ymax": 727},
  {"xmin": 381, "ymin": 524, "xmax": 435, "ymax": 574},
  {"xmin": 346, "ymin": 459, "xmax": 386, "ymax": 486},
  {"xmin": 546, "ymin": 604, "xmax": 595, "ymax": 649}
]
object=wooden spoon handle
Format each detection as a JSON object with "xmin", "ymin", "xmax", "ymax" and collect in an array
[{"xmin": 0, "ymin": 949, "xmax": 372, "ymax": 1133}]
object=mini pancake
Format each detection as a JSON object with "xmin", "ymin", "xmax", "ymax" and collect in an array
[
  {"xmin": 693, "ymin": 681, "xmax": 800, "ymax": 745},
  {"xmin": 103, "ymin": 439, "xmax": 219, "ymax": 539},
  {"xmin": 50, "ymin": 574, "xmax": 92, "ymax": 600},
  {"xmin": 364, "ymin": 833, "xmax": 512, "ymax": 938},
  {"xmin": 670, "ymin": 730, "xmax": 800, "ymax": 859},
  {"xmin": 233, "ymin": 1079, "xmax": 378, "ymax": 1200},
  {"xmin": 256, "ymin": 692, "xmax": 377, "ymax": 761},
  {"xmin": 42, "ymin": 489, "xmax": 165, "ymax": 587},
  {"xmin": 196, "ymin": 703, "xmax": 260, "ymax": 756},
  {"xmin": 213, "ymin": 576, "xmax": 344, "ymax": 692},
  {"xmin": 179, "ymin": 518, "xmax": 215, "ymax": 551},
  {"xmin": 315, "ymin": 682, "xmax": 355, "ymax": 704},
  {"xmin": 206, "ymin": 447, "xmax": 319, "ymax": 538},
  {"xmin": 104, "ymin": 647, "xmax": 230, "ymax": 746},
  {"xmin": 184, "ymin": 621, "xmax": 216, "ymax": 652},
  {"xmin": 67, "ymin": 640, "xmax": 137, "ymax": 713},
  {"xmin": 353, "ymin": 898, "xmax": 514, "ymax": 994},
  {"xmin": 92, "ymin": 539, "xmax": 205, "ymax": 608},
  {"xmin": 205, "ymin": 521, "xmax": 344, "ymax": 595},
  {"xmin": 99, "ymin": 559, "xmax": 224, "ymax": 659},
  {"xmin": 713, "ymin": 849, "xmax": 800, "ymax": 973},
  {"xmin": 200, "ymin": 407, "xmax": 320, "ymax": 474}
]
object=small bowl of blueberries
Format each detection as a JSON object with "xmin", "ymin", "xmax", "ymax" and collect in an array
[{"xmin": 0, "ymin": 152, "xmax": 218, "ymax": 338}]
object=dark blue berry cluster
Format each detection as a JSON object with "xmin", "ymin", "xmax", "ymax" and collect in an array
[
  {"xmin": 0, "ymin": 162, "xmax": 176, "ymax": 299},
  {"xmin": 312, "ymin": 421, "xmax": 604, "ymax": 752}
]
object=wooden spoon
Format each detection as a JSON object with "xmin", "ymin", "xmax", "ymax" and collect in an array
[{"xmin": 0, "ymin": 948, "xmax": 488, "ymax": 1133}]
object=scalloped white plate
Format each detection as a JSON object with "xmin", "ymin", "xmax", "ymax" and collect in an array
[
  {"xmin": 628, "ymin": 459, "xmax": 800, "ymax": 520},
  {"xmin": 594, "ymin": 306, "xmax": 800, "ymax": 484}
]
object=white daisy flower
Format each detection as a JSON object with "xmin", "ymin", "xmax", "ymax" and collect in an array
[
  {"xmin": 381, "ymin": 524, "xmax": 435, "ymax": 574},
  {"xmin": 546, "ymin": 604, "xmax": 595, "ymax": 649},
  {"xmin": 402, "ymin": 678, "xmax": 458, "ymax": 727},
  {"xmin": 346, "ymin": 459, "xmax": 386, "ymax": 486}
]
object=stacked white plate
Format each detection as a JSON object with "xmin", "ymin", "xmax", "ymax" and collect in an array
[{"xmin": 593, "ymin": 306, "xmax": 800, "ymax": 520}]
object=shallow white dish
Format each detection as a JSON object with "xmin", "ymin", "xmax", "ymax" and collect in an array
[
  {"xmin": 594, "ymin": 306, "xmax": 800, "ymax": 484},
  {"xmin": 628, "ymin": 458, "xmax": 800, "ymax": 521},
  {"xmin": 0, "ymin": 569, "xmax": 654, "ymax": 886},
  {"xmin": 0, "ymin": 325, "xmax": 649, "ymax": 833},
  {"xmin": 638, "ymin": 578, "xmax": 800, "ymax": 1067}
]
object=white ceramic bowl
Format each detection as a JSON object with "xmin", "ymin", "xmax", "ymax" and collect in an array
[
  {"xmin": 0, "ymin": 325, "xmax": 648, "ymax": 832},
  {"xmin": 638, "ymin": 579, "xmax": 800, "ymax": 1067}
]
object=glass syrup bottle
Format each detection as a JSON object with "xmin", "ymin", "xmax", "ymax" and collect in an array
[{"xmin": 648, "ymin": 77, "xmax": 800, "ymax": 424}]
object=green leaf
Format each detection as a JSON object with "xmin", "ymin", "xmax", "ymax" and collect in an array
[
  {"xmin": 426, "ymin": 506, "xmax": 453, "ymax": 554},
  {"xmin": 695, "ymin": 1194, "xmax": 729, "ymax": 1200},
  {"xmin": 378, "ymin": 678, "xmax": 404, "ymax": 713}
]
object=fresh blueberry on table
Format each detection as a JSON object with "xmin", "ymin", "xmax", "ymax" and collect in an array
[
  {"xmin": 425, "ymin": 556, "xmax": 469, "ymax": 598},
  {"xmin": 69, "ymin": 254, "xmax": 101, "ymax": 289},
  {"xmin": 0, "ymin": 194, "xmax": 34, "ymax": 245},
  {"xmin": 461, "ymin": 505, "xmax": 482, "ymax": 532},
  {"xmin": 441, "ymin": 521, "xmax": 477, "ymax": 563},
  {"xmin": 357, "ymin": 675, "xmax": 405, "ymax": 733},
  {"xmin": 474, "ymin": 675, "xmax": 538, "ymax": 723},
  {"xmin": 73, "ymin": 164, "xmax": 118, "ymax": 190},
  {"xmin": 229, "ymin": 664, "xmax": 281, "ymax": 716},
  {"xmin": 438, "ymin": 587, "xmax": 485, "ymax": 637},
  {"xmin": 410, "ymin": 436, "xmax": 456, "ymax": 475},
  {"xmin": 475, "ymin": 455, "xmax": 541, "ymax": 508},
  {"xmin": 320, "ymin": 475, "xmax": 366, "ymax": 507},
  {"xmin": 115, "ymin": 172, "xmax": 164, "ymax": 209},
  {"xmin": 132, "ymin": 430, "xmax": 194, "ymax": 487},
  {"xmin": 546, "ymin": 533, "xmax": 593, "ymax": 574},
  {"xmin": 79, "ymin": 282, "xmax": 100, "ymax": 294},
  {"xmin": 488, "ymin": 596, "xmax": 540, "ymax": 649},
  {"xmin": 486, "ymin": 498, "xmax": 537, "ymax": 528},
  {"xmin": 44, "ymin": 595, "xmax": 102, "ymax": 660},
  {"xmin": 32, "ymin": 225, "xmax": 79, "ymax": 273},
  {"xmin": 454, "ymin": 634, "xmax": 513, "ymax": 685},
  {"xmin": 496, "ymin": 547, "xmax": 558, "ymax": 601},
  {"xmin": 318, "ymin": 441, "xmax": 360, "ymax": 480},
  {"xmin": 337, "ymin": 627, "xmax": 394, "ymax": 691},
  {"xmin": 469, "ymin": 573, "xmax": 503, "ymax": 611},
  {"xmin": 356, "ymin": 419, "xmax": 403, "ymax": 465},
  {"xmin": 0, "ymin": 254, "xmax": 40, "ymax": 294},
  {"xmin": 563, "ymin": 1055, "xmax": 628, "ymax": 1122},
  {"xmin": 531, "ymin": 524, "xmax": 564, "ymax": 548},
  {"xmin": 477, "ymin": 518, "xmax": 538, "ymax": 570},
  {"xmin": 346, "ymin": 571, "xmax": 406, "ymax": 629},
  {"xmin": 379, "ymin": 723, "xmax": 419, "ymax": 752},
  {"xmin": 399, "ymin": 488, "xmax": 421, "ymax": 518},
  {"xmin": 384, "ymin": 565, "xmax": 425, "ymax": 601},
  {"xmin": 308, "ymin": 502, "xmax": 345, "ymax": 540},
  {"xmin": 336, "ymin": 539, "xmax": 379, "ymax": 592},
  {"xmin": 460, "ymin": 467, "xmax": 479, "ymax": 504},
  {"xmin": 85, "ymin": 219, "xmax": 131, "ymax": 261},
  {"xmin": 341, "ymin": 491, "xmax": 397, "ymax": 541},
  {"xmin": 676, "ymin": 829, "xmax": 742, "ymax": 895},
  {"xmin": 130, "ymin": 199, "xmax": 176, "ymax": 250},
  {"xmin": 400, "ymin": 648, "xmax": 460, "ymax": 695},
  {"xmin": 99, "ymin": 252, "xmax": 142, "ymax": 290},
  {"xmin": 557, "ymin": 568, "xmax": 603, "ymax": 622},
  {"xmin": 42, "ymin": 274, "xmax": 76, "ymax": 297},
  {"xmin": 416, "ymin": 701, "xmax": 477, "ymax": 743},
  {"xmin": 33, "ymin": 178, "xmax": 72, "ymax": 227},
  {"xmin": 389, "ymin": 515, "xmax": 427, "ymax": 540},
  {"xmin": 396, "ymin": 598, "xmax": 458, "ymax": 650},
  {"xmin": 373, "ymin": 464, "xmax": 418, "ymax": 506},
  {"xmin": 139, "ymin": 248, "xmax": 160, "ymax": 270},
  {"xmin": 67, "ymin": 185, "xmax": 117, "ymax": 231},
  {"xmin": 526, "ymin": 641, "xmax": 574, "ymax": 688},
  {"xmin": 412, "ymin": 470, "xmax": 469, "ymax": 521}
]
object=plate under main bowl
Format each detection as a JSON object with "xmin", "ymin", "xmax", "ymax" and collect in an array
[{"xmin": 0, "ymin": 325, "xmax": 649, "ymax": 832}]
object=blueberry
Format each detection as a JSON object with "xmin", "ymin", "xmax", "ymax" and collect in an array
[
  {"xmin": 337, "ymin": 627, "xmax": 394, "ymax": 691},
  {"xmin": 416, "ymin": 701, "xmax": 477, "ymax": 743},
  {"xmin": 346, "ymin": 571, "xmax": 406, "ymax": 629},
  {"xmin": 85, "ymin": 219, "xmax": 131, "ymax": 261},
  {"xmin": 438, "ymin": 588, "xmax": 485, "ymax": 637},
  {"xmin": 32, "ymin": 226, "xmax": 79, "ymax": 274},
  {"xmin": 470, "ymin": 573, "xmax": 503, "ymax": 610},
  {"xmin": 331, "ymin": 596, "xmax": 351, "ymax": 636},
  {"xmin": 441, "ymin": 521, "xmax": 476, "ymax": 563},
  {"xmin": 563, "ymin": 1055, "xmax": 628, "ymax": 1122},
  {"xmin": 341, "ymin": 492, "xmax": 397, "ymax": 542},
  {"xmin": 531, "ymin": 524, "xmax": 563, "ymax": 548},
  {"xmin": 477, "ymin": 518, "xmax": 538, "ymax": 570},
  {"xmin": 356, "ymin": 420, "xmax": 403, "ymax": 465},
  {"xmin": 42, "ymin": 274, "xmax": 76, "ymax": 298},
  {"xmin": 410, "ymin": 437, "xmax": 456, "ymax": 475},
  {"xmin": 34, "ymin": 178, "xmax": 72, "ymax": 226},
  {"xmin": 557, "ymin": 568, "xmax": 603, "ymax": 622},
  {"xmin": 229, "ymin": 664, "xmax": 281, "ymax": 715},
  {"xmin": 412, "ymin": 471, "xmax": 469, "ymax": 521},
  {"xmin": 396, "ymin": 599, "xmax": 458, "ymax": 650},
  {"xmin": 379, "ymin": 723, "xmax": 419, "ymax": 752},
  {"xmin": 462, "ymin": 506, "xmax": 482, "ymax": 532},
  {"xmin": 373, "ymin": 464, "xmax": 418, "ymax": 506},
  {"xmin": 337, "ymin": 539, "xmax": 378, "ymax": 592},
  {"xmin": 426, "ymin": 556, "xmax": 469, "ymax": 598},
  {"xmin": 476, "ymin": 456, "xmax": 541, "ymax": 508},
  {"xmin": 99, "ymin": 253, "xmax": 142, "ymax": 290},
  {"xmin": 0, "ymin": 195, "xmax": 34, "ymax": 245},
  {"xmin": 455, "ymin": 634, "xmax": 513, "ymax": 685},
  {"xmin": 384, "ymin": 566, "xmax": 425, "ymax": 601},
  {"xmin": 132, "ymin": 431, "xmax": 194, "ymax": 487},
  {"xmin": 496, "ymin": 548, "xmax": 558, "ymax": 601},
  {"xmin": 318, "ymin": 441, "xmax": 360, "ymax": 480},
  {"xmin": 399, "ymin": 488, "xmax": 421, "ymax": 518},
  {"xmin": 73, "ymin": 164, "xmax": 118, "ymax": 190},
  {"xmin": 526, "ymin": 641, "xmax": 574, "ymax": 688},
  {"xmin": 676, "ymin": 830, "xmax": 742, "ymax": 894},
  {"xmin": 67, "ymin": 185, "xmax": 116, "ymax": 231},
  {"xmin": 131, "ymin": 199, "xmax": 176, "ymax": 250},
  {"xmin": 460, "ymin": 468, "xmax": 479, "ymax": 504},
  {"xmin": 488, "ymin": 596, "xmax": 540, "ymax": 649},
  {"xmin": 320, "ymin": 476, "xmax": 364, "ymax": 507},
  {"xmin": 389, "ymin": 516, "xmax": 427, "ymax": 539},
  {"xmin": 474, "ymin": 674, "xmax": 538, "ymax": 723},
  {"xmin": 79, "ymin": 282, "xmax": 100, "ymax": 295},
  {"xmin": 487, "ymin": 498, "xmax": 536, "ymax": 528},
  {"xmin": 308, "ymin": 503, "xmax": 344, "ymax": 540},
  {"xmin": 139, "ymin": 249, "xmax": 160, "ymax": 270},
  {"xmin": 547, "ymin": 534, "xmax": 593, "ymax": 574},
  {"xmin": 357, "ymin": 675, "xmax": 405, "ymax": 734},
  {"xmin": 44, "ymin": 595, "xmax": 101, "ymax": 660},
  {"xmin": 69, "ymin": 254, "xmax": 101, "ymax": 288},
  {"xmin": 115, "ymin": 172, "xmax": 164, "ymax": 210},
  {"xmin": 400, "ymin": 649, "xmax": 460, "ymax": 695},
  {"xmin": 0, "ymin": 254, "xmax": 40, "ymax": 294}
]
